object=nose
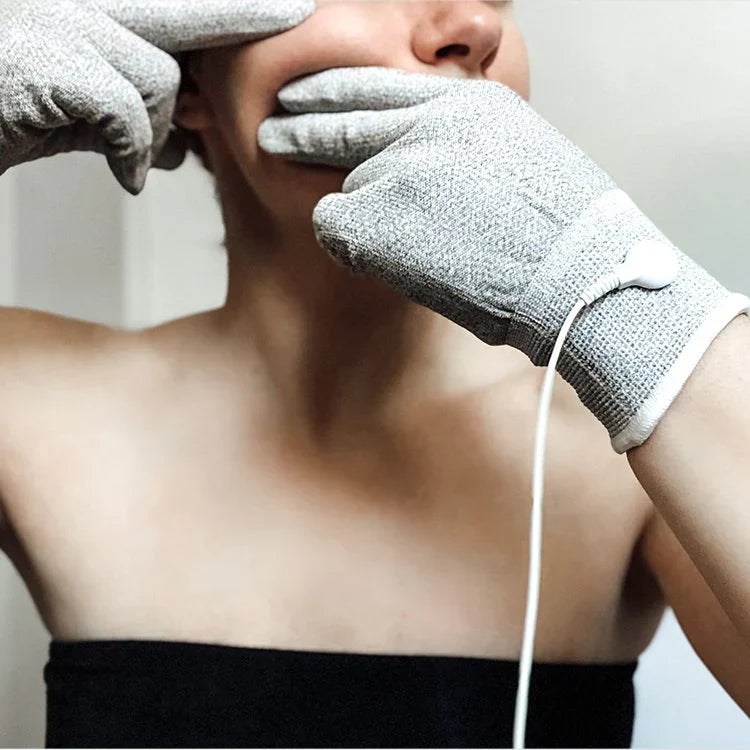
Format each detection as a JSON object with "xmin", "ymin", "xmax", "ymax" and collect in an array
[{"xmin": 412, "ymin": 1, "xmax": 503, "ymax": 77}]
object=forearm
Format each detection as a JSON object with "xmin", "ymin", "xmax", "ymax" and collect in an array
[{"xmin": 627, "ymin": 313, "xmax": 750, "ymax": 644}]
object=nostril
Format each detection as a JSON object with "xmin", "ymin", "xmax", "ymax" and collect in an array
[
  {"xmin": 482, "ymin": 46, "xmax": 499, "ymax": 72},
  {"xmin": 436, "ymin": 44, "xmax": 470, "ymax": 59}
]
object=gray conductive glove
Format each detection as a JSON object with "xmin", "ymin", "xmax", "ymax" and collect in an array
[
  {"xmin": 259, "ymin": 67, "xmax": 750, "ymax": 453},
  {"xmin": 0, "ymin": 0, "xmax": 315, "ymax": 195}
]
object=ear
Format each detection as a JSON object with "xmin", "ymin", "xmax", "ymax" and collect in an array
[
  {"xmin": 174, "ymin": 54, "xmax": 215, "ymax": 131},
  {"xmin": 174, "ymin": 89, "xmax": 215, "ymax": 131}
]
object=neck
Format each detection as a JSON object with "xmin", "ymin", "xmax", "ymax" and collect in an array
[{"xmin": 207, "ymin": 162, "xmax": 530, "ymax": 445}]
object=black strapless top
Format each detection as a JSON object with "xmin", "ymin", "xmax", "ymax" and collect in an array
[{"xmin": 44, "ymin": 639, "xmax": 637, "ymax": 748}]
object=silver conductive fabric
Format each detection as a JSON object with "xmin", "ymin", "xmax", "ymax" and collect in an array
[
  {"xmin": 259, "ymin": 67, "xmax": 749, "ymax": 450},
  {"xmin": 0, "ymin": 0, "xmax": 314, "ymax": 194},
  {"xmin": 92, "ymin": 0, "xmax": 315, "ymax": 52}
]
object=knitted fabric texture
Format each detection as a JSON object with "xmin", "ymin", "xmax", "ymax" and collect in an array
[
  {"xmin": 259, "ymin": 67, "xmax": 750, "ymax": 452},
  {"xmin": 0, "ymin": 0, "xmax": 314, "ymax": 193}
]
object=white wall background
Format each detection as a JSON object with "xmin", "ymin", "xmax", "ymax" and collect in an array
[{"xmin": 1, "ymin": 1, "xmax": 749, "ymax": 746}]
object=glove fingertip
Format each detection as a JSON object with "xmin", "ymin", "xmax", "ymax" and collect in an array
[
  {"xmin": 108, "ymin": 153, "xmax": 149, "ymax": 195},
  {"xmin": 312, "ymin": 192, "xmax": 338, "ymax": 227},
  {"xmin": 287, "ymin": 0, "xmax": 316, "ymax": 23},
  {"xmin": 257, "ymin": 118, "xmax": 290, "ymax": 155}
]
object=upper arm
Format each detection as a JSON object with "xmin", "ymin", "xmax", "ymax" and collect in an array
[{"xmin": 639, "ymin": 496, "xmax": 750, "ymax": 715}]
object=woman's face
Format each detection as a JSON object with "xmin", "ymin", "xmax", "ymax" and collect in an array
[{"xmin": 179, "ymin": 1, "xmax": 530, "ymax": 221}]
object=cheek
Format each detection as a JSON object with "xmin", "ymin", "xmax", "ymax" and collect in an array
[
  {"xmin": 488, "ymin": 24, "xmax": 531, "ymax": 101},
  {"xmin": 201, "ymin": 44, "xmax": 348, "ymax": 222},
  {"xmin": 207, "ymin": 10, "xmax": 411, "ymax": 218}
]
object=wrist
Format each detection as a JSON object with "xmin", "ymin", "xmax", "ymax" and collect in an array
[
  {"xmin": 612, "ymin": 294, "xmax": 750, "ymax": 453},
  {"xmin": 647, "ymin": 311, "xmax": 750, "ymax": 444},
  {"xmin": 506, "ymin": 188, "xmax": 750, "ymax": 452}
]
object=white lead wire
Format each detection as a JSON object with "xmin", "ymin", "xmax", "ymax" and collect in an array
[{"xmin": 512, "ymin": 298, "xmax": 587, "ymax": 750}]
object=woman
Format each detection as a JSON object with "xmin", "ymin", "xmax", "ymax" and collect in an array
[{"xmin": 0, "ymin": 1, "xmax": 748, "ymax": 747}]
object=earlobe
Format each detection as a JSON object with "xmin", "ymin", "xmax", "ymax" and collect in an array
[{"xmin": 174, "ymin": 91, "xmax": 215, "ymax": 131}]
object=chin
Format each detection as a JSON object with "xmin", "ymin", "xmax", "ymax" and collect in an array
[{"xmin": 255, "ymin": 155, "xmax": 350, "ymax": 221}]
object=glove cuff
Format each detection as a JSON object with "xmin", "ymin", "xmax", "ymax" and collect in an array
[
  {"xmin": 506, "ymin": 188, "xmax": 749, "ymax": 452},
  {"xmin": 611, "ymin": 293, "xmax": 750, "ymax": 453}
]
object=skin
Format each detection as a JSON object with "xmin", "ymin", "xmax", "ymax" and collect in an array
[
  {"xmin": 5, "ymin": 3, "xmax": 748, "ymax": 705},
  {"xmin": 171, "ymin": 0, "xmax": 534, "ymax": 443}
]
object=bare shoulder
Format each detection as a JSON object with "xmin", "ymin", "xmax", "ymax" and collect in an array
[
  {"xmin": 0, "ymin": 308, "xmax": 149, "ymax": 507},
  {"xmin": 0, "ymin": 303, "xmax": 176, "ymax": 372},
  {"xmin": 0, "ymin": 306, "xmax": 143, "ymax": 398},
  {"xmin": 0, "ymin": 304, "xmax": 189, "ymax": 428},
  {"xmin": 0, "ymin": 306, "xmax": 126, "ymax": 363}
]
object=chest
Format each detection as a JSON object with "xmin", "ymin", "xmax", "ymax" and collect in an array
[{"xmin": 0, "ymin": 377, "xmax": 655, "ymax": 661}]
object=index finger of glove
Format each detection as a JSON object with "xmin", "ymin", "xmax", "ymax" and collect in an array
[
  {"xmin": 89, "ymin": 12, "xmax": 181, "ymax": 163},
  {"xmin": 92, "ymin": 0, "xmax": 315, "ymax": 52},
  {"xmin": 276, "ymin": 66, "xmax": 460, "ymax": 114},
  {"xmin": 258, "ymin": 107, "xmax": 420, "ymax": 169},
  {"xmin": 57, "ymin": 48, "xmax": 154, "ymax": 193}
]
